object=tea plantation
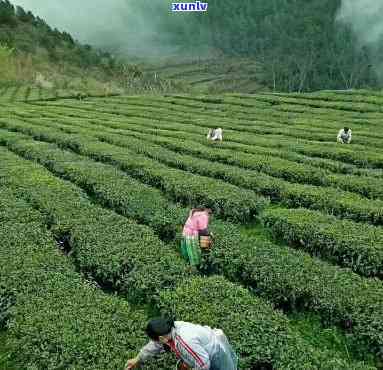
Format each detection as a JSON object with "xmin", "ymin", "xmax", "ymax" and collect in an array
[
  {"xmin": 140, "ymin": 58, "xmax": 261, "ymax": 93},
  {"xmin": 0, "ymin": 85, "xmax": 120, "ymax": 103},
  {"xmin": 0, "ymin": 89, "xmax": 382, "ymax": 369}
]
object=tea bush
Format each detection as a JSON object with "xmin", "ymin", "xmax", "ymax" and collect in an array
[
  {"xmin": 159, "ymin": 276, "xmax": 374, "ymax": 369},
  {"xmin": 0, "ymin": 118, "xmax": 268, "ymax": 222},
  {"xmin": 208, "ymin": 220, "xmax": 383, "ymax": 355},
  {"xmin": 6, "ymin": 136, "xmax": 186, "ymax": 241},
  {"xmin": 56, "ymin": 95, "xmax": 383, "ymax": 168},
  {"xmin": 263, "ymin": 207, "xmax": 383, "ymax": 278},
  {"xmin": 92, "ymin": 130, "xmax": 383, "ymax": 225},
  {"xmin": 0, "ymin": 147, "xmax": 188, "ymax": 303},
  {"xmin": 1, "ymin": 91, "xmax": 383, "ymax": 367},
  {"xmin": 1, "ymin": 128, "xmax": 382, "ymax": 354},
  {"xmin": 0, "ymin": 187, "xmax": 162, "ymax": 370}
]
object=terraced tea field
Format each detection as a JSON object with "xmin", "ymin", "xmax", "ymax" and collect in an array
[
  {"xmin": 141, "ymin": 58, "xmax": 261, "ymax": 93},
  {"xmin": 0, "ymin": 85, "xmax": 120, "ymax": 103},
  {"xmin": 1, "ymin": 90, "xmax": 382, "ymax": 369}
]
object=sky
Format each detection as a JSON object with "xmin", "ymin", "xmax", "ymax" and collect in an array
[{"xmin": 14, "ymin": 0, "xmax": 130, "ymax": 44}]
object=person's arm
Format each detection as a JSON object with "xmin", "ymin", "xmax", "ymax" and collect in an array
[
  {"xmin": 138, "ymin": 341, "xmax": 165, "ymax": 363},
  {"xmin": 349, "ymin": 130, "xmax": 352, "ymax": 141},
  {"xmin": 337, "ymin": 129, "xmax": 343, "ymax": 142},
  {"xmin": 125, "ymin": 341, "xmax": 164, "ymax": 368}
]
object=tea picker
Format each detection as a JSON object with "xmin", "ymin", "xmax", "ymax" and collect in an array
[
  {"xmin": 180, "ymin": 208, "xmax": 214, "ymax": 268},
  {"xmin": 207, "ymin": 128, "xmax": 223, "ymax": 142},
  {"xmin": 337, "ymin": 127, "xmax": 352, "ymax": 144},
  {"xmin": 125, "ymin": 318, "xmax": 238, "ymax": 370}
]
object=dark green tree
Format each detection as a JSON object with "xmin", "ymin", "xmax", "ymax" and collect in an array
[{"xmin": 0, "ymin": 0, "xmax": 16, "ymax": 26}]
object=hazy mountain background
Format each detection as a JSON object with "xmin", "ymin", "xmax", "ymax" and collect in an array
[{"xmin": 2, "ymin": 0, "xmax": 383, "ymax": 92}]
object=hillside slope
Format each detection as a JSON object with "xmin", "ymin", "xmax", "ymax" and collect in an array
[
  {"xmin": 0, "ymin": 1, "xmax": 188, "ymax": 95},
  {"xmin": 140, "ymin": 57, "xmax": 264, "ymax": 94},
  {"xmin": 0, "ymin": 0, "xmax": 120, "ymax": 90}
]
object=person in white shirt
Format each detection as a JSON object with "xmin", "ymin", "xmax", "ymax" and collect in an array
[
  {"xmin": 337, "ymin": 127, "xmax": 352, "ymax": 144},
  {"xmin": 207, "ymin": 128, "xmax": 223, "ymax": 142},
  {"xmin": 125, "ymin": 318, "xmax": 238, "ymax": 370}
]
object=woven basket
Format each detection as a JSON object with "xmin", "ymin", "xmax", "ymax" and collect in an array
[{"xmin": 200, "ymin": 235, "xmax": 212, "ymax": 250}]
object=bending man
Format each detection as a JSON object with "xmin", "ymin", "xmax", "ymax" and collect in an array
[
  {"xmin": 207, "ymin": 128, "xmax": 223, "ymax": 142},
  {"xmin": 337, "ymin": 127, "xmax": 352, "ymax": 144},
  {"xmin": 125, "ymin": 318, "xmax": 238, "ymax": 370}
]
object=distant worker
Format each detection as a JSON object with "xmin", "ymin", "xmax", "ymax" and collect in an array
[
  {"xmin": 125, "ymin": 318, "xmax": 238, "ymax": 370},
  {"xmin": 337, "ymin": 127, "xmax": 352, "ymax": 144},
  {"xmin": 76, "ymin": 92, "xmax": 88, "ymax": 101},
  {"xmin": 181, "ymin": 208, "xmax": 212, "ymax": 267},
  {"xmin": 207, "ymin": 128, "xmax": 223, "ymax": 142}
]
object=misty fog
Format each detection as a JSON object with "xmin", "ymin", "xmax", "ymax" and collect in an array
[
  {"xmin": 13, "ymin": 0, "xmax": 199, "ymax": 58},
  {"xmin": 337, "ymin": 0, "xmax": 383, "ymax": 79}
]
